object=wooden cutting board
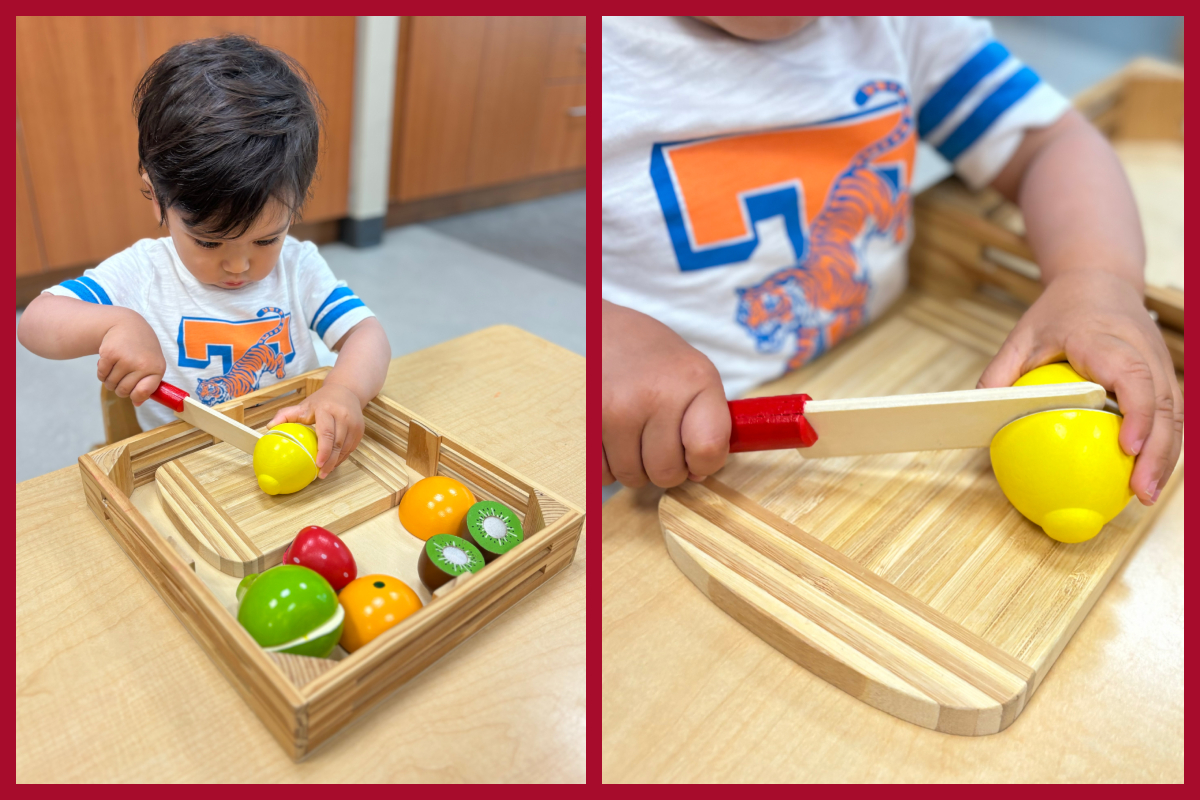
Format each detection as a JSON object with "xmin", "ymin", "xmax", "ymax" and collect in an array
[
  {"xmin": 659, "ymin": 291, "xmax": 1182, "ymax": 736},
  {"xmin": 157, "ymin": 435, "xmax": 409, "ymax": 577}
]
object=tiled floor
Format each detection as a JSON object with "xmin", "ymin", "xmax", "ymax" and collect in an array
[{"xmin": 15, "ymin": 194, "xmax": 585, "ymax": 483}]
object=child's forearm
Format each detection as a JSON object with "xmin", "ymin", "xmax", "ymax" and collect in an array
[
  {"xmin": 17, "ymin": 294, "xmax": 140, "ymax": 359},
  {"xmin": 991, "ymin": 109, "xmax": 1145, "ymax": 291},
  {"xmin": 324, "ymin": 317, "xmax": 391, "ymax": 407}
]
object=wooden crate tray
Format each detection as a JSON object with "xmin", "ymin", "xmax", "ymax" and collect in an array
[
  {"xmin": 79, "ymin": 368, "xmax": 584, "ymax": 760},
  {"xmin": 910, "ymin": 57, "xmax": 1184, "ymax": 371},
  {"xmin": 157, "ymin": 412, "xmax": 410, "ymax": 577},
  {"xmin": 659, "ymin": 290, "xmax": 1182, "ymax": 735}
]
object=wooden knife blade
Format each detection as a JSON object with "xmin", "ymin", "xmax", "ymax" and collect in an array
[
  {"xmin": 150, "ymin": 381, "xmax": 263, "ymax": 455},
  {"xmin": 729, "ymin": 382, "xmax": 1109, "ymax": 458}
]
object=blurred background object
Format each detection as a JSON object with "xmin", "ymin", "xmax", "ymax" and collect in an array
[{"xmin": 15, "ymin": 16, "xmax": 586, "ymax": 481}]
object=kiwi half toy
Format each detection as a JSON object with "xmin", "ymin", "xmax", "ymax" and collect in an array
[
  {"xmin": 460, "ymin": 501, "xmax": 525, "ymax": 562},
  {"xmin": 418, "ymin": 534, "xmax": 485, "ymax": 591}
]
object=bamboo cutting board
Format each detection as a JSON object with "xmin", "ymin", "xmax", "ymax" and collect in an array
[
  {"xmin": 659, "ymin": 291, "xmax": 1182, "ymax": 736},
  {"xmin": 157, "ymin": 435, "xmax": 409, "ymax": 577}
]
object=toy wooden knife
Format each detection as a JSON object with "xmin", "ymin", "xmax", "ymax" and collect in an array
[
  {"xmin": 150, "ymin": 381, "xmax": 263, "ymax": 455},
  {"xmin": 728, "ymin": 382, "xmax": 1108, "ymax": 458}
]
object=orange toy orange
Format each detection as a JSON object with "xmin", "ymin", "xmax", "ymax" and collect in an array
[
  {"xmin": 337, "ymin": 574, "xmax": 423, "ymax": 653},
  {"xmin": 397, "ymin": 476, "xmax": 476, "ymax": 541}
]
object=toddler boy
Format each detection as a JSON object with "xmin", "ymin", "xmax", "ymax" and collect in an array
[
  {"xmin": 19, "ymin": 35, "xmax": 390, "ymax": 478},
  {"xmin": 602, "ymin": 16, "xmax": 1180, "ymax": 504}
]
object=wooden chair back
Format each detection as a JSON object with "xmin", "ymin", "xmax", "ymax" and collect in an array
[{"xmin": 101, "ymin": 385, "xmax": 143, "ymax": 444}]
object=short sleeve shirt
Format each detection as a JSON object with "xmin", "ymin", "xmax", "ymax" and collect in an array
[
  {"xmin": 42, "ymin": 235, "xmax": 375, "ymax": 430},
  {"xmin": 602, "ymin": 16, "xmax": 1070, "ymax": 397}
]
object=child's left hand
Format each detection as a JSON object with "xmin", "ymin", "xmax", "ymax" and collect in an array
[
  {"xmin": 977, "ymin": 270, "xmax": 1182, "ymax": 506},
  {"xmin": 268, "ymin": 383, "xmax": 365, "ymax": 479}
]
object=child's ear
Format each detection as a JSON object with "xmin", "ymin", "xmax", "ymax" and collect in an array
[{"xmin": 140, "ymin": 172, "xmax": 163, "ymax": 225}]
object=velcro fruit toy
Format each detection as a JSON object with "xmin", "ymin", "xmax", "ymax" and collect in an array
[
  {"xmin": 397, "ymin": 476, "xmax": 476, "ymax": 540},
  {"xmin": 460, "ymin": 501, "xmax": 524, "ymax": 562},
  {"xmin": 338, "ymin": 574, "xmax": 423, "ymax": 653},
  {"xmin": 281, "ymin": 526, "xmax": 357, "ymax": 591},
  {"xmin": 418, "ymin": 534, "xmax": 485, "ymax": 591},
  {"xmin": 253, "ymin": 422, "xmax": 320, "ymax": 495},
  {"xmin": 990, "ymin": 363, "xmax": 1134, "ymax": 543},
  {"xmin": 236, "ymin": 565, "xmax": 344, "ymax": 657}
]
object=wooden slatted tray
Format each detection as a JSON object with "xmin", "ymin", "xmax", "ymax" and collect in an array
[
  {"xmin": 157, "ymin": 395, "xmax": 410, "ymax": 576},
  {"xmin": 79, "ymin": 368, "xmax": 584, "ymax": 760},
  {"xmin": 659, "ymin": 291, "xmax": 1182, "ymax": 735}
]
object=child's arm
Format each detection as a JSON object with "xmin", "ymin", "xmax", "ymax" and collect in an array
[
  {"xmin": 603, "ymin": 299, "xmax": 731, "ymax": 488},
  {"xmin": 17, "ymin": 294, "xmax": 166, "ymax": 405},
  {"xmin": 978, "ymin": 109, "xmax": 1182, "ymax": 504},
  {"xmin": 268, "ymin": 317, "xmax": 390, "ymax": 479}
]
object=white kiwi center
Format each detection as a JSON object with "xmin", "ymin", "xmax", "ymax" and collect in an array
[
  {"xmin": 441, "ymin": 544, "xmax": 470, "ymax": 567},
  {"xmin": 481, "ymin": 515, "xmax": 509, "ymax": 541}
]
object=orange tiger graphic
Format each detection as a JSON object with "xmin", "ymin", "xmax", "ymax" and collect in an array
[
  {"xmin": 196, "ymin": 307, "xmax": 288, "ymax": 406},
  {"xmin": 736, "ymin": 80, "xmax": 912, "ymax": 370}
]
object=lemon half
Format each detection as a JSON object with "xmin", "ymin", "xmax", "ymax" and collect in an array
[
  {"xmin": 253, "ymin": 422, "xmax": 319, "ymax": 495},
  {"xmin": 990, "ymin": 364, "xmax": 1133, "ymax": 543}
]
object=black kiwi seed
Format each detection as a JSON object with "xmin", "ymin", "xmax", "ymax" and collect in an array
[
  {"xmin": 418, "ymin": 534, "xmax": 485, "ymax": 591},
  {"xmin": 460, "ymin": 501, "xmax": 524, "ymax": 563}
]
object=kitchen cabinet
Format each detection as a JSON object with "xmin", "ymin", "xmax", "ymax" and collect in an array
[
  {"xmin": 16, "ymin": 139, "xmax": 44, "ymax": 277},
  {"xmin": 391, "ymin": 15, "xmax": 586, "ymax": 205},
  {"xmin": 14, "ymin": 15, "xmax": 354, "ymax": 287}
]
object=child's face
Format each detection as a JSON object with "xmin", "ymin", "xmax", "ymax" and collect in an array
[
  {"xmin": 145, "ymin": 174, "xmax": 291, "ymax": 290},
  {"xmin": 695, "ymin": 16, "xmax": 817, "ymax": 41}
]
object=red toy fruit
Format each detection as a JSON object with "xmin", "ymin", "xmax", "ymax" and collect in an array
[{"xmin": 280, "ymin": 526, "xmax": 358, "ymax": 591}]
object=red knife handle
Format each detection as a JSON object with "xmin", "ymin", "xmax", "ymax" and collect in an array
[
  {"xmin": 728, "ymin": 394, "xmax": 818, "ymax": 453},
  {"xmin": 150, "ymin": 381, "xmax": 188, "ymax": 412}
]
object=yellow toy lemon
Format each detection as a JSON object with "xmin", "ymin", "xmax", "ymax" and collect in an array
[
  {"xmin": 990, "ymin": 363, "xmax": 1133, "ymax": 543},
  {"xmin": 397, "ymin": 476, "xmax": 476, "ymax": 541},
  {"xmin": 253, "ymin": 422, "xmax": 320, "ymax": 495},
  {"xmin": 1013, "ymin": 362, "xmax": 1089, "ymax": 387}
]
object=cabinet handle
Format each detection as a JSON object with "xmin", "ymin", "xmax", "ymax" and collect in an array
[
  {"xmin": 566, "ymin": 106, "xmax": 586, "ymax": 117},
  {"xmin": 579, "ymin": 43, "xmax": 585, "ymax": 53}
]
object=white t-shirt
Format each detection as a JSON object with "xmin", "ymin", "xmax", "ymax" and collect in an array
[
  {"xmin": 602, "ymin": 16, "xmax": 1070, "ymax": 397},
  {"xmin": 43, "ymin": 235, "xmax": 375, "ymax": 430}
]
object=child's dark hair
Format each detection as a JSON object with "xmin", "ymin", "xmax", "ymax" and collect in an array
[{"xmin": 133, "ymin": 34, "xmax": 324, "ymax": 239}]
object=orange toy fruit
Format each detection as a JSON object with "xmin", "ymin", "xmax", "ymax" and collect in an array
[
  {"xmin": 397, "ymin": 476, "xmax": 476, "ymax": 541},
  {"xmin": 337, "ymin": 574, "xmax": 423, "ymax": 653}
]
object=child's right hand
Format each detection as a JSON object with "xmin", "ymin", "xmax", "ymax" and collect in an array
[
  {"xmin": 96, "ymin": 311, "xmax": 166, "ymax": 407},
  {"xmin": 602, "ymin": 300, "xmax": 731, "ymax": 488}
]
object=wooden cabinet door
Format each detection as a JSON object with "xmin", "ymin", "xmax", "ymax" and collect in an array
[
  {"xmin": 529, "ymin": 82, "xmax": 586, "ymax": 176},
  {"xmin": 393, "ymin": 16, "xmax": 489, "ymax": 202},
  {"xmin": 546, "ymin": 16, "xmax": 585, "ymax": 80},
  {"xmin": 16, "ymin": 17, "xmax": 155, "ymax": 270},
  {"xmin": 143, "ymin": 16, "xmax": 260, "ymax": 57},
  {"xmin": 466, "ymin": 16, "xmax": 556, "ymax": 188},
  {"xmin": 259, "ymin": 16, "xmax": 355, "ymax": 224},
  {"xmin": 16, "ymin": 138, "xmax": 44, "ymax": 277}
]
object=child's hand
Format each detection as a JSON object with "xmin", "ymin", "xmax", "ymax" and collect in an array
[
  {"xmin": 96, "ymin": 311, "xmax": 166, "ymax": 406},
  {"xmin": 977, "ymin": 271, "xmax": 1182, "ymax": 505},
  {"xmin": 268, "ymin": 383, "xmax": 365, "ymax": 479},
  {"xmin": 603, "ymin": 300, "xmax": 731, "ymax": 488}
]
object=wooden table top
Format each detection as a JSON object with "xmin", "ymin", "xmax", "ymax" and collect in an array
[
  {"xmin": 16, "ymin": 325, "xmax": 585, "ymax": 783},
  {"xmin": 603, "ymin": 387, "xmax": 1183, "ymax": 783}
]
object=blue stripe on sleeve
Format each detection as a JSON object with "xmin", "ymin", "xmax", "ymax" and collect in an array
[
  {"xmin": 76, "ymin": 276, "xmax": 112, "ymax": 305},
  {"xmin": 315, "ymin": 299, "xmax": 366, "ymax": 339},
  {"xmin": 917, "ymin": 41, "xmax": 1010, "ymax": 138},
  {"xmin": 937, "ymin": 66, "xmax": 1040, "ymax": 162},
  {"xmin": 311, "ymin": 286, "xmax": 355, "ymax": 329},
  {"xmin": 60, "ymin": 279, "xmax": 100, "ymax": 304}
]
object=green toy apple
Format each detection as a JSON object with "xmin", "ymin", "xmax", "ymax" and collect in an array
[{"xmin": 236, "ymin": 565, "xmax": 344, "ymax": 658}]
